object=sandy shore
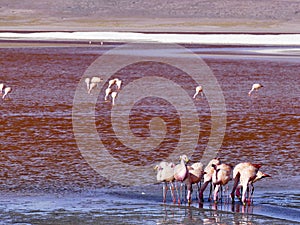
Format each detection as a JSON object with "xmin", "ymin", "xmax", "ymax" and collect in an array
[{"xmin": 1, "ymin": 0, "xmax": 300, "ymax": 33}]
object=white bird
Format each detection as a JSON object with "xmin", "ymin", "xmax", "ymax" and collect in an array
[
  {"xmin": 212, "ymin": 163, "xmax": 232, "ymax": 203},
  {"xmin": 173, "ymin": 155, "xmax": 189, "ymax": 204},
  {"xmin": 91, "ymin": 77, "xmax": 102, "ymax": 83},
  {"xmin": 186, "ymin": 162, "xmax": 205, "ymax": 204},
  {"xmin": 84, "ymin": 78, "xmax": 90, "ymax": 92},
  {"xmin": 199, "ymin": 158, "xmax": 221, "ymax": 202},
  {"xmin": 248, "ymin": 170, "xmax": 271, "ymax": 203},
  {"xmin": 248, "ymin": 83, "xmax": 263, "ymax": 96},
  {"xmin": 230, "ymin": 162, "xmax": 261, "ymax": 205},
  {"xmin": 2, "ymin": 86, "xmax": 12, "ymax": 99},
  {"xmin": 0, "ymin": 83, "xmax": 4, "ymax": 95},
  {"xmin": 108, "ymin": 78, "xmax": 122, "ymax": 90},
  {"xmin": 104, "ymin": 87, "xmax": 112, "ymax": 101},
  {"xmin": 85, "ymin": 76, "xmax": 102, "ymax": 94},
  {"xmin": 111, "ymin": 91, "xmax": 118, "ymax": 105},
  {"xmin": 154, "ymin": 161, "xmax": 176, "ymax": 203},
  {"xmin": 193, "ymin": 85, "xmax": 203, "ymax": 99}
]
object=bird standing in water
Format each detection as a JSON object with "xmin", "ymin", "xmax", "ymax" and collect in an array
[
  {"xmin": 2, "ymin": 86, "xmax": 12, "ymax": 99},
  {"xmin": 154, "ymin": 161, "xmax": 176, "ymax": 203},
  {"xmin": 199, "ymin": 158, "xmax": 221, "ymax": 202},
  {"xmin": 174, "ymin": 154, "xmax": 189, "ymax": 204},
  {"xmin": 212, "ymin": 163, "xmax": 232, "ymax": 203},
  {"xmin": 193, "ymin": 85, "xmax": 203, "ymax": 99},
  {"xmin": 0, "ymin": 83, "xmax": 4, "ymax": 95},
  {"xmin": 85, "ymin": 76, "xmax": 102, "ymax": 94},
  {"xmin": 248, "ymin": 83, "xmax": 263, "ymax": 96},
  {"xmin": 186, "ymin": 162, "xmax": 205, "ymax": 205},
  {"xmin": 231, "ymin": 162, "xmax": 262, "ymax": 205}
]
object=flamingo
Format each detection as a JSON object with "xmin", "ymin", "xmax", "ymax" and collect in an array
[
  {"xmin": 199, "ymin": 158, "xmax": 221, "ymax": 202},
  {"xmin": 173, "ymin": 154, "xmax": 189, "ymax": 204},
  {"xmin": 193, "ymin": 85, "xmax": 203, "ymax": 99},
  {"xmin": 84, "ymin": 78, "xmax": 90, "ymax": 92},
  {"xmin": 111, "ymin": 91, "xmax": 118, "ymax": 106},
  {"xmin": 154, "ymin": 161, "xmax": 176, "ymax": 203},
  {"xmin": 248, "ymin": 83, "xmax": 263, "ymax": 96},
  {"xmin": 91, "ymin": 77, "xmax": 102, "ymax": 83},
  {"xmin": 230, "ymin": 162, "xmax": 261, "ymax": 205},
  {"xmin": 88, "ymin": 82, "xmax": 98, "ymax": 95},
  {"xmin": 248, "ymin": 170, "xmax": 271, "ymax": 202},
  {"xmin": 212, "ymin": 163, "xmax": 232, "ymax": 203},
  {"xmin": 186, "ymin": 162, "xmax": 205, "ymax": 204},
  {"xmin": 104, "ymin": 87, "xmax": 112, "ymax": 101},
  {"xmin": 0, "ymin": 83, "xmax": 4, "ymax": 95},
  {"xmin": 2, "ymin": 86, "xmax": 12, "ymax": 99},
  {"xmin": 108, "ymin": 78, "xmax": 122, "ymax": 90},
  {"xmin": 85, "ymin": 76, "xmax": 102, "ymax": 94}
]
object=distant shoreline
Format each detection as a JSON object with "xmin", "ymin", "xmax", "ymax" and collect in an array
[{"xmin": 1, "ymin": 31, "xmax": 300, "ymax": 46}]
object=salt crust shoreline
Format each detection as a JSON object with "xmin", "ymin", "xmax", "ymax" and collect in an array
[{"xmin": 1, "ymin": 31, "xmax": 300, "ymax": 46}]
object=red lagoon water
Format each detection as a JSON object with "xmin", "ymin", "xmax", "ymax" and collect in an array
[{"xmin": 0, "ymin": 43, "xmax": 299, "ymax": 191}]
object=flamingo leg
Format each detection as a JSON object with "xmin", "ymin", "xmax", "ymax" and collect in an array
[
  {"xmin": 170, "ymin": 182, "xmax": 176, "ymax": 203},
  {"xmin": 162, "ymin": 182, "xmax": 167, "ymax": 203},
  {"xmin": 213, "ymin": 184, "xmax": 220, "ymax": 203},
  {"xmin": 199, "ymin": 181, "xmax": 209, "ymax": 202}
]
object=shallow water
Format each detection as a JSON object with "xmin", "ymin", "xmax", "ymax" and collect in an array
[{"xmin": 0, "ymin": 42, "xmax": 299, "ymax": 224}]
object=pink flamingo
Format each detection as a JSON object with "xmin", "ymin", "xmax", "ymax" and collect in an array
[
  {"xmin": 108, "ymin": 78, "xmax": 122, "ymax": 90},
  {"xmin": 199, "ymin": 158, "xmax": 221, "ymax": 202},
  {"xmin": 173, "ymin": 154, "xmax": 189, "ymax": 204},
  {"xmin": 186, "ymin": 162, "xmax": 205, "ymax": 204},
  {"xmin": 231, "ymin": 162, "xmax": 261, "ymax": 205},
  {"xmin": 212, "ymin": 163, "xmax": 232, "ymax": 203},
  {"xmin": 154, "ymin": 161, "xmax": 176, "ymax": 203},
  {"xmin": 2, "ymin": 86, "xmax": 12, "ymax": 99},
  {"xmin": 104, "ymin": 87, "xmax": 112, "ymax": 101},
  {"xmin": 0, "ymin": 83, "xmax": 4, "ymax": 95},
  {"xmin": 248, "ymin": 83, "xmax": 263, "ymax": 96},
  {"xmin": 111, "ymin": 91, "xmax": 118, "ymax": 105},
  {"xmin": 193, "ymin": 85, "xmax": 203, "ymax": 98},
  {"xmin": 248, "ymin": 170, "xmax": 271, "ymax": 202},
  {"xmin": 85, "ymin": 77, "xmax": 102, "ymax": 94}
]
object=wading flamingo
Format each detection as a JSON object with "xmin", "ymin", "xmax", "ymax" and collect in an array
[
  {"xmin": 248, "ymin": 170, "xmax": 271, "ymax": 202},
  {"xmin": 0, "ymin": 83, "xmax": 4, "ymax": 95},
  {"xmin": 248, "ymin": 83, "xmax": 263, "ymax": 96},
  {"xmin": 108, "ymin": 78, "xmax": 122, "ymax": 90},
  {"xmin": 111, "ymin": 91, "xmax": 118, "ymax": 106},
  {"xmin": 85, "ymin": 76, "xmax": 102, "ymax": 94},
  {"xmin": 231, "ymin": 162, "xmax": 261, "ymax": 205},
  {"xmin": 104, "ymin": 87, "xmax": 112, "ymax": 101},
  {"xmin": 154, "ymin": 161, "xmax": 176, "ymax": 203},
  {"xmin": 212, "ymin": 163, "xmax": 232, "ymax": 203},
  {"xmin": 2, "ymin": 86, "xmax": 12, "ymax": 99},
  {"xmin": 174, "ymin": 155, "xmax": 189, "ymax": 204},
  {"xmin": 84, "ymin": 78, "xmax": 90, "ymax": 92},
  {"xmin": 186, "ymin": 162, "xmax": 205, "ymax": 205},
  {"xmin": 193, "ymin": 85, "xmax": 203, "ymax": 98},
  {"xmin": 199, "ymin": 158, "xmax": 221, "ymax": 202}
]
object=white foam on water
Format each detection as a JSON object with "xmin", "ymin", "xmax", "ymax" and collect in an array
[{"xmin": 0, "ymin": 31, "xmax": 300, "ymax": 45}]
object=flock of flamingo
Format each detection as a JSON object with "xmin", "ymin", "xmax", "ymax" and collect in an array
[
  {"xmin": 154, "ymin": 155, "xmax": 270, "ymax": 206},
  {"xmin": 84, "ymin": 76, "xmax": 122, "ymax": 105},
  {"xmin": 84, "ymin": 76, "xmax": 263, "ymax": 105},
  {"xmin": 153, "ymin": 83, "xmax": 265, "ymax": 206},
  {"xmin": 1, "ymin": 75, "xmax": 262, "ymax": 103}
]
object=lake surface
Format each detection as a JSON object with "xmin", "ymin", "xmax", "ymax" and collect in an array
[{"xmin": 0, "ymin": 41, "xmax": 299, "ymax": 224}]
